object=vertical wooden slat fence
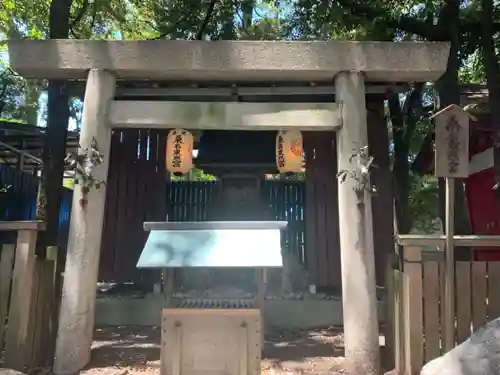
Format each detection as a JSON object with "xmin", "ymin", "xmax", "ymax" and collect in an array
[
  {"xmin": 304, "ymin": 131, "xmax": 341, "ymax": 289},
  {"xmin": 0, "ymin": 244, "xmax": 15, "ymax": 351},
  {"xmin": 0, "ymin": 164, "xmax": 73, "ymax": 248},
  {"xmin": 2, "ymin": 132, "xmax": 343, "ymax": 288},
  {"xmin": 100, "ymin": 128, "xmax": 167, "ymax": 282},
  {"xmin": 2, "ymin": 159, "xmax": 312, "ymax": 285},
  {"xmin": 0, "ymin": 222, "xmax": 57, "ymax": 371},
  {"xmin": 166, "ymin": 181, "xmax": 218, "ymax": 222},
  {"xmin": 166, "ymin": 180, "xmax": 306, "ymax": 262},
  {"xmin": 0, "ymin": 165, "xmax": 38, "ymax": 245},
  {"xmin": 262, "ymin": 180, "xmax": 306, "ymax": 264},
  {"xmin": 392, "ymin": 245, "xmax": 500, "ymax": 375}
]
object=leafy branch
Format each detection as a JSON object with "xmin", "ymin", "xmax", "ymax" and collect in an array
[
  {"xmin": 64, "ymin": 137, "xmax": 105, "ymax": 207},
  {"xmin": 334, "ymin": 0, "xmax": 500, "ymax": 43},
  {"xmin": 69, "ymin": 0, "xmax": 90, "ymax": 38},
  {"xmin": 0, "ymin": 184, "xmax": 11, "ymax": 194},
  {"xmin": 0, "ymin": 66, "xmax": 26, "ymax": 117},
  {"xmin": 336, "ymin": 145, "xmax": 377, "ymax": 204},
  {"xmin": 151, "ymin": 0, "xmax": 218, "ymax": 40},
  {"xmin": 196, "ymin": 0, "xmax": 217, "ymax": 40}
]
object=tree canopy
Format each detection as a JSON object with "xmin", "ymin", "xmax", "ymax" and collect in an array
[{"xmin": 0, "ymin": 0, "xmax": 499, "ymax": 233}]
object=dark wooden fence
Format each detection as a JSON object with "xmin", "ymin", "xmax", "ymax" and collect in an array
[
  {"xmin": 0, "ymin": 165, "xmax": 71, "ymax": 246},
  {"xmin": 304, "ymin": 132, "xmax": 341, "ymax": 288},
  {"xmin": 166, "ymin": 180, "xmax": 306, "ymax": 263},
  {"xmin": 0, "ymin": 164, "xmax": 38, "ymax": 221},
  {"xmin": 0, "ymin": 129, "xmax": 344, "ymax": 288},
  {"xmin": 263, "ymin": 180, "xmax": 305, "ymax": 264},
  {"xmin": 97, "ymin": 129, "xmax": 313, "ymax": 283},
  {"xmin": 0, "ymin": 164, "xmax": 310, "ymax": 284},
  {"xmin": 99, "ymin": 129, "xmax": 168, "ymax": 282}
]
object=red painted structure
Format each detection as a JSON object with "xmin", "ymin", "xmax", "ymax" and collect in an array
[{"xmin": 466, "ymin": 124, "xmax": 500, "ymax": 260}]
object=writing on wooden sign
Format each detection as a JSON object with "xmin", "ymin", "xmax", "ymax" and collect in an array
[{"xmin": 431, "ymin": 104, "xmax": 476, "ymax": 178}]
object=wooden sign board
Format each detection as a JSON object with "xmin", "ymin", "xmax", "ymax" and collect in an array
[{"xmin": 432, "ymin": 104, "xmax": 475, "ymax": 178}]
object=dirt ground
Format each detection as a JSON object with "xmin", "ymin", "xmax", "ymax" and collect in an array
[{"xmin": 78, "ymin": 326, "xmax": 388, "ymax": 375}]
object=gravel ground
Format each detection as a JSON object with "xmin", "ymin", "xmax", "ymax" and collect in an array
[
  {"xmin": 79, "ymin": 326, "xmax": 387, "ymax": 375},
  {"xmin": 1, "ymin": 326, "xmax": 389, "ymax": 375}
]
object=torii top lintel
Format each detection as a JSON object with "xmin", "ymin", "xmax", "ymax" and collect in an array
[{"xmin": 8, "ymin": 40, "xmax": 450, "ymax": 83}]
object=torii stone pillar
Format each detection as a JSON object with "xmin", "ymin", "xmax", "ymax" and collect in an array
[
  {"xmin": 335, "ymin": 71, "xmax": 380, "ymax": 375},
  {"xmin": 54, "ymin": 69, "xmax": 116, "ymax": 375}
]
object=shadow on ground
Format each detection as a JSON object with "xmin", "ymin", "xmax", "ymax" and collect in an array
[
  {"xmin": 85, "ymin": 325, "xmax": 349, "ymax": 372},
  {"xmin": 0, "ymin": 326, "xmax": 389, "ymax": 375},
  {"xmin": 86, "ymin": 326, "xmax": 162, "ymax": 370},
  {"xmin": 264, "ymin": 326, "xmax": 345, "ymax": 360}
]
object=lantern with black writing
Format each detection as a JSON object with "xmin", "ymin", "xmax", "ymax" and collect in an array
[{"xmin": 166, "ymin": 129, "xmax": 194, "ymax": 176}]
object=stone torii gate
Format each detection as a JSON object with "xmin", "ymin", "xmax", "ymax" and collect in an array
[{"xmin": 8, "ymin": 40, "xmax": 449, "ymax": 375}]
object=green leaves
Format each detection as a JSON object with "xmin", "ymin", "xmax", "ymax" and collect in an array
[
  {"xmin": 171, "ymin": 168, "xmax": 217, "ymax": 181},
  {"xmin": 0, "ymin": 0, "xmax": 496, "ymax": 233},
  {"xmin": 409, "ymin": 175, "xmax": 440, "ymax": 233},
  {"xmin": 0, "ymin": 0, "xmax": 50, "ymax": 39},
  {"xmin": 65, "ymin": 137, "xmax": 106, "ymax": 194}
]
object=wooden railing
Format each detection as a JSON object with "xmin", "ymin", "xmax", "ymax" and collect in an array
[
  {"xmin": 389, "ymin": 235, "xmax": 500, "ymax": 375},
  {"xmin": 0, "ymin": 221, "xmax": 58, "ymax": 371}
]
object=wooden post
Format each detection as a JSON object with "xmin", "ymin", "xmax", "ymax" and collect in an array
[
  {"xmin": 3, "ymin": 222, "xmax": 46, "ymax": 370},
  {"xmin": 0, "ymin": 244, "xmax": 15, "ymax": 350},
  {"xmin": 335, "ymin": 71, "xmax": 380, "ymax": 375},
  {"xmin": 46, "ymin": 246, "xmax": 59, "ymax": 365},
  {"xmin": 255, "ymin": 268, "xmax": 267, "ymax": 349},
  {"xmin": 54, "ymin": 69, "xmax": 116, "ymax": 375},
  {"xmin": 392, "ymin": 270, "xmax": 405, "ymax": 374},
  {"xmin": 384, "ymin": 255, "xmax": 395, "ymax": 369},
  {"xmin": 29, "ymin": 257, "xmax": 53, "ymax": 367},
  {"xmin": 17, "ymin": 140, "xmax": 26, "ymax": 171},
  {"xmin": 444, "ymin": 177, "xmax": 455, "ymax": 349},
  {"xmin": 47, "ymin": 246, "xmax": 59, "ymax": 286},
  {"xmin": 163, "ymin": 268, "xmax": 175, "ymax": 306},
  {"xmin": 402, "ymin": 246, "xmax": 423, "ymax": 374},
  {"xmin": 431, "ymin": 104, "xmax": 474, "ymax": 351}
]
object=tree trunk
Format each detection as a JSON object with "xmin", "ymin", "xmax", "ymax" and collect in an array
[
  {"xmin": 41, "ymin": 81, "xmax": 70, "ymax": 245},
  {"xmin": 388, "ymin": 84, "xmax": 424, "ymax": 234},
  {"xmin": 389, "ymin": 91, "xmax": 414, "ymax": 234},
  {"xmin": 41, "ymin": 0, "xmax": 74, "ymax": 366},
  {"xmin": 434, "ymin": 0, "xmax": 471, "ymax": 251},
  {"xmin": 480, "ymin": 0, "xmax": 500, "ymax": 205},
  {"xmin": 40, "ymin": 0, "xmax": 73, "ymax": 246}
]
